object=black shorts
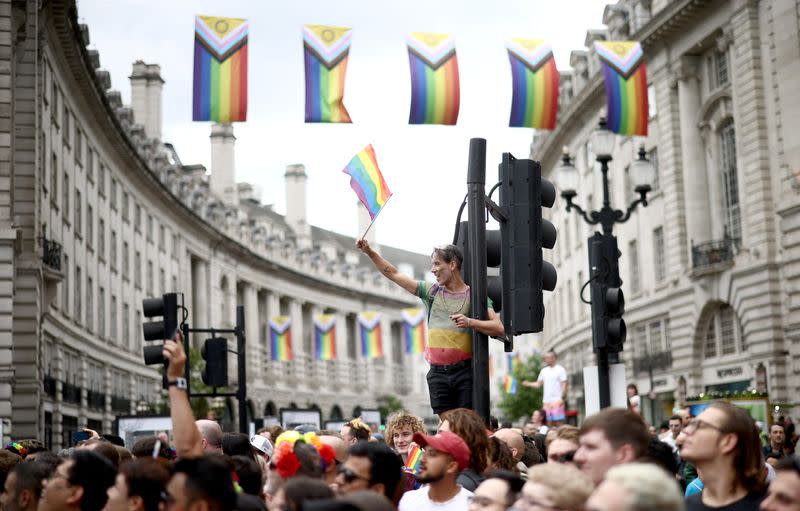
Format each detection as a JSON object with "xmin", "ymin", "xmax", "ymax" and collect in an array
[{"xmin": 426, "ymin": 359, "xmax": 473, "ymax": 415}]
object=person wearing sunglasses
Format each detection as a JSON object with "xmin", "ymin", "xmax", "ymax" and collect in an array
[
  {"xmin": 681, "ymin": 402, "xmax": 767, "ymax": 511},
  {"xmin": 335, "ymin": 442, "xmax": 402, "ymax": 501}
]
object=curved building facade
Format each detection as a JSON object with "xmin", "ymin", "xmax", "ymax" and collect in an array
[
  {"xmin": 531, "ymin": 0, "xmax": 800, "ymax": 422},
  {"xmin": 0, "ymin": 0, "xmax": 434, "ymax": 447}
]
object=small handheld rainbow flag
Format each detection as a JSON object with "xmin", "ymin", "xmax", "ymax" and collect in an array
[
  {"xmin": 313, "ymin": 314, "xmax": 337, "ymax": 360},
  {"xmin": 506, "ymin": 39, "xmax": 559, "ymax": 129},
  {"xmin": 504, "ymin": 375, "xmax": 518, "ymax": 395},
  {"xmin": 269, "ymin": 316, "xmax": 293, "ymax": 361},
  {"xmin": 303, "ymin": 24, "xmax": 353, "ymax": 123},
  {"xmin": 358, "ymin": 312, "xmax": 384, "ymax": 358},
  {"xmin": 343, "ymin": 145, "xmax": 392, "ymax": 236},
  {"xmin": 407, "ymin": 32, "xmax": 460, "ymax": 125},
  {"xmin": 192, "ymin": 15, "xmax": 249, "ymax": 122},
  {"xmin": 404, "ymin": 444, "xmax": 424, "ymax": 475},
  {"xmin": 594, "ymin": 41, "xmax": 648, "ymax": 136},
  {"xmin": 401, "ymin": 308, "xmax": 427, "ymax": 354}
]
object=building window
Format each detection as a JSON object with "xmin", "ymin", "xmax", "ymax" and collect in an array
[
  {"xmin": 62, "ymin": 254, "xmax": 69, "ymax": 312},
  {"xmin": 86, "ymin": 146, "xmax": 94, "ymax": 183},
  {"xmin": 122, "ymin": 242, "xmax": 129, "ymax": 278},
  {"xmin": 122, "ymin": 191, "xmax": 129, "ymax": 222},
  {"xmin": 75, "ymin": 266, "xmax": 81, "ymax": 323},
  {"xmin": 63, "ymin": 106, "xmax": 70, "ymax": 146},
  {"xmin": 110, "ymin": 178, "xmax": 117, "ymax": 210},
  {"xmin": 147, "ymin": 261, "xmax": 154, "ymax": 295},
  {"xmin": 159, "ymin": 225, "xmax": 166, "ymax": 250},
  {"xmin": 110, "ymin": 230, "xmax": 117, "ymax": 271},
  {"xmin": 110, "ymin": 295, "xmax": 117, "ymax": 342},
  {"xmin": 74, "ymin": 127, "xmax": 83, "ymax": 166},
  {"xmin": 653, "ymin": 227, "xmax": 666, "ymax": 282},
  {"xmin": 135, "ymin": 251, "xmax": 142, "ymax": 289},
  {"xmin": 134, "ymin": 204, "xmax": 141, "ymax": 232},
  {"xmin": 98, "ymin": 163, "xmax": 106, "ymax": 197},
  {"xmin": 147, "ymin": 215, "xmax": 153, "ymax": 242},
  {"xmin": 703, "ymin": 304, "xmax": 741, "ymax": 358},
  {"xmin": 159, "ymin": 269, "xmax": 165, "ymax": 295},
  {"xmin": 86, "ymin": 204, "xmax": 93, "ymax": 248},
  {"xmin": 172, "ymin": 233, "xmax": 178, "ymax": 258},
  {"xmin": 63, "ymin": 173, "xmax": 69, "ymax": 221},
  {"xmin": 628, "ymin": 239, "xmax": 640, "ymax": 294},
  {"xmin": 720, "ymin": 121, "xmax": 741, "ymax": 243},
  {"xmin": 98, "ymin": 219, "xmax": 105, "ymax": 259},
  {"xmin": 98, "ymin": 287, "xmax": 106, "ymax": 337},
  {"xmin": 50, "ymin": 153, "xmax": 58, "ymax": 206},
  {"xmin": 648, "ymin": 147, "xmax": 659, "ymax": 192},
  {"xmin": 123, "ymin": 302, "xmax": 130, "ymax": 348},
  {"xmin": 74, "ymin": 189, "xmax": 82, "ymax": 235},
  {"xmin": 86, "ymin": 276, "xmax": 93, "ymax": 331},
  {"xmin": 715, "ymin": 50, "xmax": 729, "ymax": 87},
  {"xmin": 647, "ymin": 84, "xmax": 657, "ymax": 119}
]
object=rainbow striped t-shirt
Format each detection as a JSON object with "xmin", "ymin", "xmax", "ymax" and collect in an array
[{"xmin": 417, "ymin": 282, "xmax": 492, "ymax": 366}]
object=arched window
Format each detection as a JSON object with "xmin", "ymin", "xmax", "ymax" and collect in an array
[
  {"xmin": 703, "ymin": 304, "xmax": 741, "ymax": 358},
  {"xmin": 719, "ymin": 120, "xmax": 741, "ymax": 243}
]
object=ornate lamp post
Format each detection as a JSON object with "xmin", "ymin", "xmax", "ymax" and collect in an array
[{"xmin": 555, "ymin": 118, "xmax": 655, "ymax": 408}]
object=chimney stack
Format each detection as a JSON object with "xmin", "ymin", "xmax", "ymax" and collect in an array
[
  {"xmin": 210, "ymin": 123, "xmax": 238, "ymax": 205},
  {"xmin": 129, "ymin": 61, "xmax": 164, "ymax": 139},
  {"xmin": 285, "ymin": 164, "xmax": 311, "ymax": 246}
]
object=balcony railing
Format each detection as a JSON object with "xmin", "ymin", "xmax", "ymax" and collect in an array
[
  {"xmin": 43, "ymin": 376, "xmax": 57, "ymax": 398},
  {"xmin": 62, "ymin": 382, "xmax": 81, "ymax": 404},
  {"xmin": 111, "ymin": 395, "xmax": 131, "ymax": 413},
  {"xmin": 633, "ymin": 351, "xmax": 673, "ymax": 376},
  {"xmin": 692, "ymin": 238, "xmax": 737, "ymax": 271},
  {"xmin": 87, "ymin": 390, "xmax": 106, "ymax": 410},
  {"xmin": 41, "ymin": 238, "xmax": 63, "ymax": 271}
]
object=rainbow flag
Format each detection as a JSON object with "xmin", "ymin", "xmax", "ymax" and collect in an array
[
  {"xmin": 407, "ymin": 32, "xmax": 460, "ymax": 125},
  {"xmin": 404, "ymin": 444, "xmax": 424, "ymax": 475},
  {"xmin": 313, "ymin": 314, "xmax": 337, "ymax": 360},
  {"xmin": 303, "ymin": 25, "xmax": 353, "ymax": 123},
  {"xmin": 401, "ymin": 308, "xmax": 427, "ymax": 354},
  {"xmin": 507, "ymin": 353, "xmax": 521, "ymax": 373},
  {"xmin": 594, "ymin": 41, "xmax": 648, "ymax": 136},
  {"xmin": 192, "ymin": 15, "xmax": 248, "ymax": 122},
  {"xmin": 358, "ymin": 312, "xmax": 384, "ymax": 358},
  {"xmin": 504, "ymin": 375, "xmax": 518, "ymax": 395},
  {"xmin": 507, "ymin": 39, "xmax": 559, "ymax": 129},
  {"xmin": 343, "ymin": 145, "xmax": 392, "ymax": 221},
  {"xmin": 269, "ymin": 316, "xmax": 293, "ymax": 361}
]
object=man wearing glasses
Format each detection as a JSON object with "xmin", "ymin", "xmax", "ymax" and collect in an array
[{"xmin": 356, "ymin": 240, "xmax": 503, "ymax": 416}]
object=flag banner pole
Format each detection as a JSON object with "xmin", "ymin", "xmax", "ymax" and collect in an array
[{"xmin": 360, "ymin": 194, "xmax": 392, "ymax": 240}]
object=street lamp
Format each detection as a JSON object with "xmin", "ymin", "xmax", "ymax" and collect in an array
[{"xmin": 556, "ymin": 118, "xmax": 655, "ymax": 408}]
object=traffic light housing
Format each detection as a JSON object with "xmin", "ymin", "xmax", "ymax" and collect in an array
[
  {"xmin": 589, "ymin": 233, "xmax": 626, "ymax": 352},
  {"xmin": 201, "ymin": 337, "xmax": 228, "ymax": 387},
  {"xmin": 498, "ymin": 154, "xmax": 557, "ymax": 335},
  {"xmin": 141, "ymin": 293, "xmax": 179, "ymax": 365}
]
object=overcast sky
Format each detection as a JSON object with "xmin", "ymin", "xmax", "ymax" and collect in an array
[{"xmin": 76, "ymin": 0, "xmax": 607, "ymax": 254}]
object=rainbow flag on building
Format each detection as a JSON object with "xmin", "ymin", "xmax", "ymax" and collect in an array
[
  {"xmin": 269, "ymin": 316, "xmax": 293, "ymax": 361},
  {"xmin": 403, "ymin": 444, "xmax": 424, "ymax": 475},
  {"xmin": 358, "ymin": 312, "xmax": 383, "ymax": 358},
  {"xmin": 192, "ymin": 15, "xmax": 249, "ymax": 122},
  {"xmin": 313, "ymin": 314, "xmax": 337, "ymax": 360},
  {"xmin": 507, "ymin": 39, "xmax": 559, "ymax": 129},
  {"xmin": 401, "ymin": 308, "xmax": 427, "ymax": 354},
  {"xmin": 407, "ymin": 32, "xmax": 460, "ymax": 125},
  {"xmin": 504, "ymin": 375, "xmax": 518, "ymax": 395},
  {"xmin": 303, "ymin": 24, "xmax": 353, "ymax": 123},
  {"xmin": 343, "ymin": 145, "xmax": 392, "ymax": 221},
  {"xmin": 594, "ymin": 41, "xmax": 648, "ymax": 136}
]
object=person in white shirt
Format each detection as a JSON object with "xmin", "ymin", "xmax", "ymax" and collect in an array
[
  {"xmin": 399, "ymin": 431, "xmax": 473, "ymax": 511},
  {"xmin": 522, "ymin": 351, "xmax": 567, "ymax": 423}
]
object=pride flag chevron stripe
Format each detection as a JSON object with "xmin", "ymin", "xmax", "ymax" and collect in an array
[
  {"xmin": 192, "ymin": 15, "xmax": 248, "ymax": 123},
  {"xmin": 594, "ymin": 41, "xmax": 648, "ymax": 136},
  {"xmin": 269, "ymin": 316, "xmax": 293, "ymax": 362},
  {"xmin": 401, "ymin": 308, "xmax": 427, "ymax": 354},
  {"xmin": 358, "ymin": 312, "xmax": 384, "ymax": 358},
  {"xmin": 313, "ymin": 314, "xmax": 337, "ymax": 360},
  {"xmin": 303, "ymin": 24, "xmax": 352, "ymax": 123},
  {"xmin": 407, "ymin": 32, "xmax": 460, "ymax": 125},
  {"xmin": 507, "ymin": 39, "xmax": 559, "ymax": 129}
]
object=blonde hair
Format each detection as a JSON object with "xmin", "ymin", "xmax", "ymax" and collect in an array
[
  {"xmin": 528, "ymin": 463, "xmax": 594, "ymax": 511},
  {"xmin": 604, "ymin": 463, "xmax": 685, "ymax": 511},
  {"xmin": 384, "ymin": 410, "xmax": 425, "ymax": 449}
]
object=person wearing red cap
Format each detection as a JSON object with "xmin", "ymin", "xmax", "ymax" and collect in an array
[{"xmin": 399, "ymin": 432, "xmax": 473, "ymax": 510}]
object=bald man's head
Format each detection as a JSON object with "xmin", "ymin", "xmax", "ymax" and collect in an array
[
  {"xmin": 319, "ymin": 435, "xmax": 347, "ymax": 464},
  {"xmin": 493, "ymin": 428, "xmax": 525, "ymax": 461},
  {"xmin": 195, "ymin": 420, "xmax": 223, "ymax": 452}
]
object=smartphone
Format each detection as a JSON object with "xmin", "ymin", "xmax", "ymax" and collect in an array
[
  {"xmin": 250, "ymin": 434, "xmax": 273, "ymax": 458},
  {"xmin": 72, "ymin": 431, "xmax": 91, "ymax": 445}
]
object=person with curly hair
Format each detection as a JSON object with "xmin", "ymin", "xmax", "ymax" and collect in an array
[
  {"xmin": 440, "ymin": 408, "xmax": 489, "ymax": 491},
  {"xmin": 385, "ymin": 411, "xmax": 426, "ymax": 464}
]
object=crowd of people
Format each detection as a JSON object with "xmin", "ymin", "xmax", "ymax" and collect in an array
[{"xmin": 0, "ymin": 335, "xmax": 798, "ymax": 511}]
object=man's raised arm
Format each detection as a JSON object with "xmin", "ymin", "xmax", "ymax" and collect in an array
[{"xmin": 356, "ymin": 239, "xmax": 419, "ymax": 295}]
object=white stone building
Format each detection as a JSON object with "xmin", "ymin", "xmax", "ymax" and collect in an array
[
  {"xmin": 0, "ymin": 0, "xmax": 434, "ymax": 448},
  {"xmin": 523, "ymin": 0, "xmax": 800, "ymax": 424}
]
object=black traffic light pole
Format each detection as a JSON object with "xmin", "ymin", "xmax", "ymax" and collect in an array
[
  {"xmin": 466, "ymin": 138, "xmax": 491, "ymax": 424},
  {"xmin": 182, "ymin": 305, "xmax": 248, "ymax": 434}
]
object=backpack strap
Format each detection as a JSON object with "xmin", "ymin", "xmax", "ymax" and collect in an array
[{"xmin": 426, "ymin": 284, "xmax": 440, "ymax": 322}]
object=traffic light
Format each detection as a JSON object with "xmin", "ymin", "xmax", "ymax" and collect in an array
[
  {"xmin": 498, "ymin": 154, "xmax": 557, "ymax": 335},
  {"xmin": 201, "ymin": 337, "xmax": 228, "ymax": 387},
  {"xmin": 456, "ymin": 222, "xmax": 502, "ymax": 312},
  {"xmin": 589, "ymin": 233, "xmax": 626, "ymax": 352},
  {"xmin": 141, "ymin": 293, "xmax": 179, "ymax": 365}
]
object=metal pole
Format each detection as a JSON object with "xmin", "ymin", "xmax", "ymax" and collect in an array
[
  {"xmin": 236, "ymin": 305, "xmax": 248, "ymax": 434},
  {"xmin": 466, "ymin": 138, "xmax": 490, "ymax": 424}
]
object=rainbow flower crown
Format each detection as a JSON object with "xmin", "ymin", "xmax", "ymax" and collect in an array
[
  {"xmin": 5, "ymin": 442, "xmax": 27, "ymax": 458},
  {"xmin": 272, "ymin": 431, "xmax": 336, "ymax": 479}
]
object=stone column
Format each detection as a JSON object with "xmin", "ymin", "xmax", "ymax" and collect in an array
[
  {"xmin": 243, "ymin": 282, "xmax": 260, "ymax": 381},
  {"xmin": 191, "ymin": 258, "xmax": 209, "ymax": 349},
  {"xmin": 289, "ymin": 299, "xmax": 305, "ymax": 383},
  {"xmin": 676, "ymin": 56, "xmax": 712, "ymax": 252}
]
